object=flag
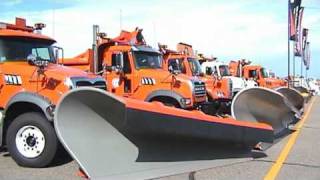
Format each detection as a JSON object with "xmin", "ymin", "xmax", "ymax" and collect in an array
[
  {"xmin": 302, "ymin": 28, "xmax": 309, "ymax": 65},
  {"xmin": 305, "ymin": 42, "xmax": 310, "ymax": 70},
  {"xmin": 289, "ymin": 0, "xmax": 302, "ymax": 40},
  {"xmin": 294, "ymin": 7, "xmax": 304, "ymax": 56}
]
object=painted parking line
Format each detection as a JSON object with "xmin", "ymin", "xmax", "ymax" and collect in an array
[{"xmin": 264, "ymin": 98, "xmax": 316, "ymax": 180}]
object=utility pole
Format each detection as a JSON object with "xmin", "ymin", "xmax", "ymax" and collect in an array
[
  {"xmin": 52, "ymin": 9, "xmax": 55, "ymax": 38},
  {"xmin": 120, "ymin": 9, "xmax": 123, "ymax": 31}
]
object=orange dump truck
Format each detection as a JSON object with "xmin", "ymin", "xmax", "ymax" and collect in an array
[
  {"xmin": 0, "ymin": 18, "xmax": 106, "ymax": 167},
  {"xmin": 229, "ymin": 59, "xmax": 286, "ymax": 89},
  {"xmin": 159, "ymin": 43, "xmax": 232, "ymax": 114},
  {"xmin": 62, "ymin": 26, "xmax": 207, "ymax": 109}
]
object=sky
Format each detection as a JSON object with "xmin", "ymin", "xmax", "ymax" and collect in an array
[{"xmin": 0, "ymin": 0, "xmax": 319, "ymax": 78}]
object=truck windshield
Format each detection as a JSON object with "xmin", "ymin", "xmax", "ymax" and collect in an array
[
  {"xmin": 0, "ymin": 38, "xmax": 55, "ymax": 62},
  {"xmin": 219, "ymin": 65, "xmax": 231, "ymax": 76},
  {"xmin": 187, "ymin": 58, "xmax": 202, "ymax": 76},
  {"xmin": 133, "ymin": 51, "xmax": 162, "ymax": 69},
  {"xmin": 261, "ymin": 68, "xmax": 268, "ymax": 78}
]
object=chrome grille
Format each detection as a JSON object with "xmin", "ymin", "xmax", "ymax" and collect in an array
[{"xmin": 193, "ymin": 81, "xmax": 206, "ymax": 97}]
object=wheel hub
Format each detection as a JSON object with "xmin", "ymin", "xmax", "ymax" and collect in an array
[
  {"xmin": 15, "ymin": 125, "xmax": 46, "ymax": 158},
  {"xmin": 26, "ymin": 136, "xmax": 36, "ymax": 147}
]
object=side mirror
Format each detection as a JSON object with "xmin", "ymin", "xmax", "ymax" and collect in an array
[
  {"xmin": 205, "ymin": 67, "xmax": 213, "ymax": 75},
  {"xmin": 105, "ymin": 65, "xmax": 114, "ymax": 72},
  {"xmin": 168, "ymin": 65, "xmax": 180, "ymax": 75},
  {"xmin": 168, "ymin": 65, "xmax": 174, "ymax": 73},
  {"xmin": 27, "ymin": 54, "xmax": 48, "ymax": 67},
  {"xmin": 55, "ymin": 49, "xmax": 59, "ymax": 61},
  {"xmin": 115, "ymin": 53, "xmax": 124, "ymax": 71},
  {"xmin": 27, "ymin": 54, "xmax": 37, "ymax": 65},
  {"xmin": 53, "ymin": 46, "xmax": 64, "ymax": 64}
]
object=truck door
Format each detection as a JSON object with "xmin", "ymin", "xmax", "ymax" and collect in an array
[{"xmin": 106, "ymin": 51, "xmax": 133, "ymax": 97}]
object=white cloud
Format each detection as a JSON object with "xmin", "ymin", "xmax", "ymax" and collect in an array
[
  {"xmin": 0, "ymin": 0, "xmax": 22, "ymax": 6},
  {"xmin": 1, "ymin": 0, "xmax": 318, "ymax": 77}
]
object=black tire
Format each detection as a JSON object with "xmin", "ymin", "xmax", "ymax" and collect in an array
[
  {"xmin": 163, "ymin": 101, "xmax": 180, "ymax": 108},
  {"xmin": 6, "ymin": 112, "xmax": 58, "ymax": 168},
  {"xmin": 151, "ymin": 99, "xmax": 181, "ymax": 108}
]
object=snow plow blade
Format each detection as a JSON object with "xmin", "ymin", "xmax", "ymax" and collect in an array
[
  {"xmin": 54, "ymin": 88, "xmax": 273, "ymax": 180},
  {"xmin": 276, "ymin": 87, "xmax": 304, "ymax": 116},
  {"xmin": 231, "ymin": 87, "xmax": 296, "ymax": 135},
  {"xmin": 294, "ymin": 86, "xmax": 311, "ymax": 102}
]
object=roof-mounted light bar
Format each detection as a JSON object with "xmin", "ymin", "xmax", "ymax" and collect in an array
[{"xmin": 34, "ymin": 23, "xmax": 46, "ymax": 30}]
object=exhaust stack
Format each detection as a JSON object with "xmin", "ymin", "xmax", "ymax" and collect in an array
[
  {"xmin": 54, "ymin": 88, "xmax": 273, "ymax": 179},
  {"xmin": 91, "ymin": 25, "xmax": 99, "ymax": 73}
]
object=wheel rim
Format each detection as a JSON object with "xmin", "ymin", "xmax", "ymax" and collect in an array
[{"xmin": 15, "ymin": 125, "xmax": 46, "ymax": 158}]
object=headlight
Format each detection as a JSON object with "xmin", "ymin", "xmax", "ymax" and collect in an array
[
  {"xmin": 64, "ymin": 77, "xmax": 75, "ymax": 89},
  {"xmin": 181, "ymin": 98, "xmax": 192, "ymax": 105}
]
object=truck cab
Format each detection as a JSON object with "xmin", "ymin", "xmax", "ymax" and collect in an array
[
  {"xmin": 201, "ymin": 59, "xmax": 252, "ymax": 97},
  {"xmin": 0, "ymin": 18, "xmax": 106, "ymax": 168},
  {"xmin": 63, "ymin": 27, "xmax": 207, "ymax": 109},
  {"xmin": 160, "ymin": 43, "xmax": 232, "ymax": 103},
  {"xmin": 242, "ymin": 64, "xmax": 285, "ymax": 89}
]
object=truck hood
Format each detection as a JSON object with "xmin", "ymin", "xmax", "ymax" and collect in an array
[
  {"xmin": 264, "ymin": 78, "xmax": 284, "ymax": 87},
  {"xmin": 2, "ymin": 62, "xmax": 96, "ymax": 81},
  {"xmin": 138, "ymin": 69, "xmax": 200, "ymax": 83},
  {"xmin": 44, "ymin": 64, "xmax": 94, "ymax": 79}
]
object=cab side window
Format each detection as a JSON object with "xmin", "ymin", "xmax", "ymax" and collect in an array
[
  {"xmin": 111, "ymin": 53, "xmax": 121, "ymax": 67},
  {"xmin": 123, "ymin": 52, "xmax": 131, "ymax": 74},
  {"xmin": 249, "ymin": 70, "xmax": 257, "ymax": 78}
]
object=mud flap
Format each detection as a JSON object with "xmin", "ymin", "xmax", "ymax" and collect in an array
[
  {"xmin": 231, "ymin": 87, "xmax": 296, "ymax": 136},
  {"xmin": 275, "ymin": 87, "xmax": 304, "ymax": 117},
  {"xmin": 54, "ymin": 88, "xmax": 273, "ymax": 179}
]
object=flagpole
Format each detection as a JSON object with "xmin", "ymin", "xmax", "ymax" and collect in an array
[
  {"xmin": 288, "ymin": 0, "xmax": 291, "ymax": 88},
  {"xmin": 300, "ymin": 57, "xmax": 303, "ymax": 85}
]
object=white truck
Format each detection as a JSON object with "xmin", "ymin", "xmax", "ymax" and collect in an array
[
  {"xmin": 308, "ymin": 79, "xmax": 320, "ymax": 95},
  {"xmin": 200, "ymin": 60, "xmax": 257, "ymax": 96}
]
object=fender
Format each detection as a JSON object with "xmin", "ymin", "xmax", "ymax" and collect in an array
[
  {"xmin": 145, "ymin": 90, "xmax": 186, "ymax": 108},
  {"xmin": 5, "ymin": 92, "xmax": 54, "ymax": 121}
]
